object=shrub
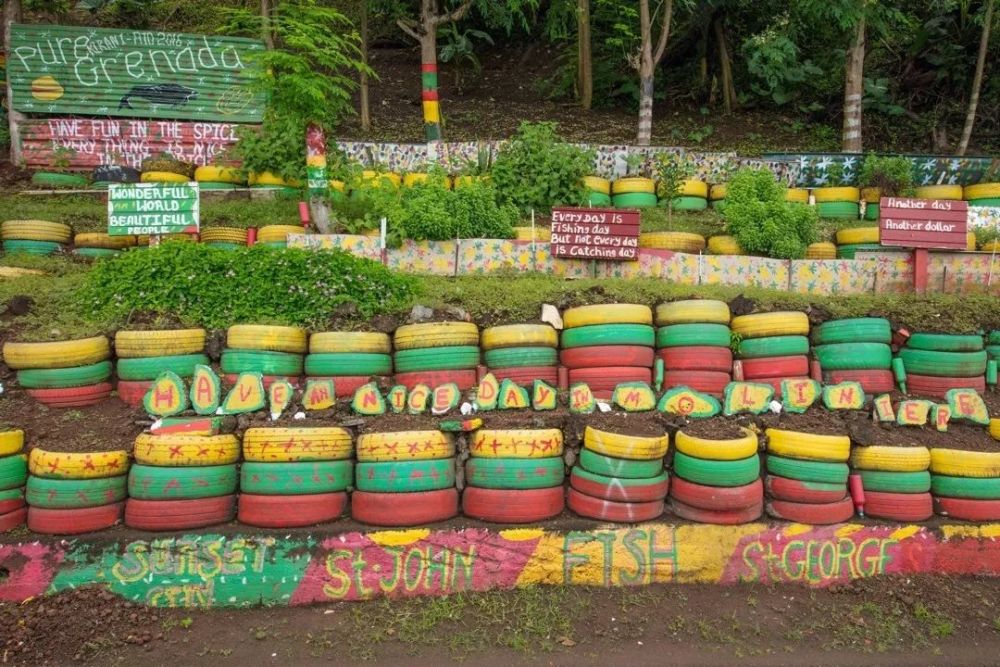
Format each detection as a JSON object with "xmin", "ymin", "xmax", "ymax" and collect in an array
[
  {"xmin": 723, "ymin": 168, "xmax": 818, "ymax": 259},
  {"xmin": 858, "ymin": 154, "xmax": 916, "ymax": 196},
  {"xmin": 399, "ymin": 179, "xmax": 517, "ymax": 241}
]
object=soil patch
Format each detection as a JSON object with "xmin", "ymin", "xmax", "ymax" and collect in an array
[
  {"xmin": 580, "ymin": 411, "xmax": 667, "ymax": 438},
  {"xmin": 677, "ymin": 419, "xmax": 748, "ymax": 440},
  {"xmin": 854, "ymin": 421, "xmax": 999, "ymax": 452},
  {"xmin": 758, "ymin": 408, "xmax": 863, "ymax": 436},
  {"xmin": 358, "ymin": 413, "xmax": 444, "ymax": 433}
]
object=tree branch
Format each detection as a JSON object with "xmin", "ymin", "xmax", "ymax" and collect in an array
[
  {"xmin": 652, "ymin": 0, "xmax": 674, "ymax": 66},
  {"xmin": 432, "ymin": 0, "xmax": 474, "ymax": 27},
  {"xmin": 396, "ymin": 18, "xmax": 422, "ymax": 42}
]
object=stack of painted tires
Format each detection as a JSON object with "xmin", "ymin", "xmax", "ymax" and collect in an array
[
  {"xmin": 73, "ymin": 232, "xmax": 135, "ymax": 259},
  {"xmin": 200, "ymin": 227, "xmax": 249, "ymax": 249},
  {"xmin": 813, "ymin": 318, "xmax": 894, "ymax": 394},
  {"xmin": 786, "ymin": 188, "xmax": 810, "ymax": 205},
  {"xmin": 709, "ymin": 184, "xmax": 726, "ymax": 212},
  {"xmin": 965, "ymin": 183, "xmax": 1000, "ymax": 208},
  {"xmin": 26, "ymin": 448, "xmax": 127, "ymax": 534},
  {"xmin": 835, "ymin": 226, "xmax": 880, "ymax": 259},
  {"xmin": 638, "ymin": 231, "xmax": 706, "ymax": 254},
  {"xmin": 669, "ymin": 427, "xmax": 762, "ymax": 524},
  {"xmin": 221, "ymin": 324, "xmax": 307, "ymax": 389},
  {"xmin": 567, "ymin": 425, "xmax": 668, "ymax": 522},
  {"xmin": 764, "ymin": 429, "xmax": 853, "ymax": 523},
  {"xmin": 115, "ymin": 329, "xmax": 209, "ymax": 407},
  {"xmin": 665, "ymin": 180, "xmax": 709, "ymax": 212},
  {"xmin": 5, "ymin": 336, "xmax": 114, "ymax": 407},
  {"xmin": 814, "ymin": 186, "xmax": 860, "ymax": 220},
  {"xmin": 707, "ymin": 235, "xmax": 743, "ymax": 255},
  {"xmin": 2, "ymin": 220, "xmax": 72, "ymax": 255},
  {"xmin": 731, "ymin": 312, "xmax": 810, "ymax": 397},
  {"xmin": 861, "ymin": 188, "xmax": 881, "ymax": 221},
  {"xmin": 194, "ymin": 165, "xmax": 245, "ymax": 192},
  {"xmin": 851, "ymin": 444, "xmax": 932, "ymax": 521},
  {"xmin": 611, "ymin": 177, "xmax": 657, "ymax": 208},
  {"xmin": 393, "ymin": 321, "xmax": 480, "ymax": 391},
  {"xmin": 561, "ymin": 305, "xmax": 654, "ymax": 399},
  {"xmin": 930, "ymin": 441, "xmax": 1000, "ymax": 522},
  {"xmin": 464, "ymin": 428, "xmax": 564, "ymax": 523},
  {"xmin": 240, "ymin": 427, "xmax": 352, "ymax": 527},
  {"xmin": 805, "ymin": 242, "xmax": 837, "ymax": 259},
  {"xmin": 482, "ymin": 324, "xmax": 558, "ymax": 388},
  {"xmin": 306, "ymin": 331, "xmax": 393, "ymax": 398},
  {"xmin": 353, "ymin": 429, "xmax": 458, "ymax": 525},
  {"xmin": 897, "ymin": 333, "xmax": 987, "ymax": 398},
  {"xmin": 656, "ymin": 300, "xmax": 732, "ymax": 397},
  {"xmin": 583, "ymin": 176, "xmax": 612, "ymax": 207},
  {"xmin": 256, "ymin": 224, "xmax": 306, "ymax": 248},
  {"xmin": 0, "ymin": 431, "xmax": 27, "ymax": 532}
]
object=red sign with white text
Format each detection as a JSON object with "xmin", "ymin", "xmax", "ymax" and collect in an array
[
  {"xmin": 550, "ymin": 207, "xmax": 641, "ymax": 260},
  {"xmin": 879, "ymin": 197, "xmax": 968, "ymax": 250}
]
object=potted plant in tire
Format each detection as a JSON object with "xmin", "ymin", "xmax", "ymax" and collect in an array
[
  {"xmin": 31, "ymin": 147, "xmax": 89, "ymax": 189},
  {"xmin": 858, "ymin": 154, "xmax": 915, "ymax": 220},
  {"xmin": 612, "ymin": 154, "xmax": 657, "ymax": 209},
  {"xmin": 813, "ymin": 163, "xmax": 861, "ymax": 219}
]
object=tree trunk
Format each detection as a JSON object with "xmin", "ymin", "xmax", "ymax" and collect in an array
[
  {"xmin": 578, "ymin": 0, "xmax": 592, "ymax": 110},
  {"xmin": 261, "ymin": 0, "xmax": 275, "ymax": 50},
  {"xmin": 957, "ymin": 0, "xmax": 994, "ymax": 156},
  {"xmin": 635, "ymin": 0, "xmax": 672, "ymax": 146},
  {"xmin": 359, "ymin": 0, "xmax": 371, "ymax": 132},
  {"xmin": 420, "ymin": 28, "xmax": 441, "ymax": 142},
  {"xmin": 4, "ymin": 0, "xmax": 23, "ymax": 166},
  {"xmin": 841, "ymin": 15, "xmax": 866, "ymax": 152},
  {"xmin": 714, "ymin": 16, "xmax": 736, "ymax": 113}
]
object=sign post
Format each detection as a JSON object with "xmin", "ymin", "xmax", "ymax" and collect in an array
[
  {"xmin": 879, "ymin": 197, "xmax": 969, "ymax": 294},
  {"xmin": 108, "ymin": 182, "xmax": 200, "ymax": 237},
  {"xmin": 550, "ymin": 207, "xmax": 641, "ymax": 261}
]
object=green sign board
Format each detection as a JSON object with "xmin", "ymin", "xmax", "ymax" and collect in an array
[
  {"xmin": 8, "ymin": 24, "xmax": 265, "ymax": 122},
  {"xmin": 108, "ymin": 183, "xmax": 200, "ymax": 236}
]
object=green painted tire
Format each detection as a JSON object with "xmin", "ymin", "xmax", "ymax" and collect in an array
[
  {"xmin": 931, "ymin": 475, "xmax": 1000, "ymax": 500},
  {"xmin": 0, "ymin": 487, "xmax": 23, "ymax": 503},
  {"xmin": 17, "ymin": 361, "xmax": 113, "ymax": 389},
  {"xmin": 579, "ymin": 449, "xmax": 662, "ymax": 479},
  {"xmin": 988, "ymin": 331, "xmax": 1000, "ymax": 345},
  {"xmin": 32, "ymin": 172, "xmax": 89, "ymax": 188},
  {"xmin": 897, "ymin": 348, "xmax": 988, "ymax": 377},
  {"xmin": 128, "ymin": 464, "xmax": 237, "ymax": 499},
  {"xmin": 3, "ymin": 240, "xmax": 61, "ymax": 255},
  {"xmin": 117, "ymin": 354, "xmax": 210, "ymax": 380},
  {"xmin": 817, "ymin": 201, "xmax": 860, "ymax": 219},
  {"xmin": 198, "ymin": 182, "xmax": 239, "ymax": 191},
  {"xmin": 562, "ymin": 324, "xmax": 655, "ymax": 349},
  {"xmin": 766, "ymin": 455, "xmax": 849, "ymax": 484},
  {"xmin": 91, "ymin": 181, "xmax": 113, "ymax": 190},
  {"xmin": 0, "ymin": 455, "xmax": 28, "ymax": 491},
  {"xmin": 859, "ymin": 470, "xmax": 931, "ymax": 493},
  {"xmin": 612, "ymin": 192, "xmax": 658, "ymax": 209},
  {"xmin": 969, "ymin": 198, "xmax": 1000, "ymax": 207},
  {"xmin": 672, "ymin": 451, "xmax": 760, "ymax": 487},
  {"xmin": 656, "ymin": 323, "xmax": 730, "ymax": 348},
  {"xmin": 205, "ymin": 242, "xmax": 241, "ymax": 250},
  {"xmin": 814, "ymin": 343, "xmax": 892, "ymax": 371},
  {"xmin": 837, "ymin": 243, "xmax": 882, "ymax": 259},
  {"xmin": 988, "ymin": 345, "xmax": 1000, "ymax": 360},
  {"xmin": 304, "ymin": 353, "xmax": 392, "ymax": 376},
  {"xmin": 26, "ymin": 474, "xmax": 127, "ymax": 508},
  {"xmin": 736, "ymin": 335, "xmax": 809, "ymax": 359},
  {"xmin": 669, "ymin": 196, "xmax": 708, "ymax": 211},
  {"xmin": 814, "ymin": 318, "xmax": 891, "ymax": 345},
  {"xmin": 74, "ymin": 248, "xmax": 119, "ymax": 258},
  {"xmin": 906, "ymin": 333, "xmax": 984, "ymax": 353},
  {"xmin": 393, "ymin": 345, "xmax": 479, "ymax": 372},
  {"xmin": 484, "ymin": 347, "xmax": 558, "ymax": 369},
  {"xmin": 465, "ymin": 457, "xmax": 564, "ymax": 489},
  {"xmin": 355, "ymin": 459, "xmax": 455, "ymax": 493},
  {"xmin": 260, "ymin": 241, "xmax": 288, "ymax": 248},
  {"xmin": 864, "ymin": 203, "xmax": 880, "ymax": 220},
  {"xmin": 585, "ymin": 192, "xmax": 612, "ymax": 207},
  {"xmin": 220, "ymin": 349, "xmax": 303, "ymax": 375},
  {"xmin": 240, "ymin": 460, "xmax": 353, "ymax": 495}
]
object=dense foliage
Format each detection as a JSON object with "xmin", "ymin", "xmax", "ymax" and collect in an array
[
  {"xmin": 859, "ymin": 154, "xmax": 917, "ymax": 196},
  {"xmin": 723, "ymin": 168, "xmax": 818, "ymax": 259}
]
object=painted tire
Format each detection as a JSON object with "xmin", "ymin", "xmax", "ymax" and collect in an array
[
  {"xmin": 964, "ymin": 183, "xmax": 1000, "ymax": 200},
  {"xmin": 850, "ymin": 446, "xmax": 930, "ymax": 472},
  {"xmin": 255, "ymin": 224, "xmax": 305, "ymax": 242},
  {"xmin": 238, "ymin": 492, "xmax": 347, "ymax": 527},
  {"xmin": 656, "ymin": 323, "xmax": 731, "ymax": 348},
  {"xmin": 582, "ymin": 176, "xmax": 611, "ymax": 194},
  {"xmin": 0, "ymin": 488, "xmax": 26, "ymax": 512},
  {"xmin": 934, "ymin": 496, "xmax": 1000, "ymax": 521},
  {"xmin": 818, "ymin": 202, "xmax": 860, "ymax": 219},
  {"xmin": 859, "ymin": 470, "xmax": 930, "ymax": 494},
  {"xmin": 786, "ymin": 188, "xmax": 810, "ymax": 203},
  {"xmin": 661, "ymin": 370, "xmax": 730, "ymax": 396},
  {"xmin": 462, "ymin": 486, "xmax": 564, "ymax": 523},
  {"xmin": 837, "ymin": 243, "xmax": 882, "ymax": 259},
  {"xmin": 355, "ymin": 459, "xmax": 455, "ymax": 492},
  {"xmin": 394, "ymin": 345, "xmax": 479, "ymax": 372},
  {"xmin": 305, "ymin": 375, "xmax": 390, "ymax": 398},
  {"xmin": 931, "ymin": 475, "xmax": 1000, "ymax": 500},
  {"xmin": 969, "ymin": 198, "xmax": 1000, "ymax": 208},
  {"xmin": 835, "ymin": 227, "xmax": 880, "ymax": 245},
  {"xmin": 1, "ymin": 219, "xmax": 73, "ymax": 242},
  {"xmin": 116, "ymin": 379, "xmax": 153, "ymax": 407},
  {"xmin": 765, "ymin": 455, "xmax": 849, "ymax": 484},
  {"xmin": 465, "ymin": 457, "xmax": 564, "ymax": 490},
  {"xmin": 25, "ymin": 475, "xmax": 127, "ymax": 508},
  {"xmin": 611, "ymin": 178, "xmax": 655, "ymax": 195},
  {"xmin": 3, "ymin": 240, "xmax": 61, "ymax": 255},
  {"xmin": 0, "ymin": 454, "xmax": 28, "ymax": 490},
  {"xmin": 613, "ymin": 192, "xmax": 659, "ymax": 208},
  {"xmin": 220, "ymin": 349, "xmax": 304, "ymax": 375},
  {"xmin": 915, "ymin": 184, "xmax": 963, "ymax": 200},
  {"xmin": 657, "ymin": 346, "xmax": 732, "ymax": 372},
  {"xmin": 766, "ymin": 497, "xmax": 855, "ymax": 523},
  {"xmin": 741, "ymin": 355, "xmax": 809, "ymax": 379},
  {"xmin": 906, "ymin": 373, "xmax": 985, "ymax": 398},
  {"xmin": 351, "ymin": 488, "xmax": 459, "ymax": 526},
  {"xmin": 0, "ymin": 507, "xmax": 27, "ymax": 531},
  {"xmin": 730, "ymin": 312, "xmax": 809, "ymax": 339},
  {"xmin": 124, "ymin": 496, "xmax": 235, "ymax": 531},
  {"xmin": 484, "ymin": 347, "xmax": 558, "ymax": 369},
  {"xmin": 0, "ymin": 431, "xmax": 24, "ymax": 457},
  {"xmin": 563, "ymin": 304, "xmax": 653, "ymax": 328},
  {"xmin": 569, "ymin": 468, "xmax": 669, "ymax": 502},
  {"xmin": 200, "ymin": 227, "xmax": 248, "ymax": 243},
  {"xmin": 864, "ymin": 490, "xmax": 933, "ymax": 521},
  {"xmin": 309, "ymin": 331, "xmax": 391, "ymax": 354},
  {"xmin": 117, "ymin": 354, "xmax": 209, "ymax": 380},
  {"xmin": 639, "ymin": 231, "xmax": 706, "ymax": 252},
  {"xmin": 764, "ymin": 475, "xmax": 846, "ymax": 503},
  {"xmin": 393, "ymin": 322, "xmax": 479, "ymax": 350},
  {"xmin": 127, "ymin": 464, "xmax": 237, "ymax": 499},
  {"xmin": 561, "ymin": 345, "xmax": 654, "ymax": 369},
  {"xmin": 28, "ymin": 502, "xmax": 124, "ymax": 534},
  {"xmin": 490, "ymin": 366, "xmax": 558, "ymax": 387},
  {"xmin": 470, "ymin": 429, "xmax": 563, "ymax": 458},
  {"xmin": 243, "ymin": 427, "xmax": 353, "ymax": 462},
  {"xmin": 194, "ymin": 166, "xmax": 243, "ymax": 184},
  {"xmin": 673, "ymin": 451, "xmax": 760, "ymax": 487},
  {"xmin": 27, "ymin": 382, "xmax": 113, "ymax": 408},
  {"xmin": 28, "ymin": 449, "xmax": 127, "ymax": 480},
  {"xmin": 813, "ymin": 186, "xmax": 860, "ymax": 203},
  {"xmin": 584, "ymin": 426, "xmax": 667, "ymax": 460},
  {"xmin": 133, "ymin": 434, "xmax": 240, "ymax": 466},
  {"xmin": 74, "ymin": 232, "xmax": 135, "ymax": 249},
  {"xmin": 897, "ymin": 348, "xmax": 987, "ymax": 377},
  {"xmin": 675, "ymin": 428, "xmax": 757, "ymax": 461},
  {"xmin": 578, "ymin": 449, "xmax": 662, "ymax": 479},
  {"xmin": 356, "ymin": 431, "xmax": 454, "ymax": 462},
  {"xmin": 567, "ymin": 487, "xmax": 663, "ymax": 522},
  {"xmin": 655, "ymin": 300, "xmax": 730, "ymax": 326},
  {"xmin": 735, "ymin": 335, "xmax": 809, "ymax": 359},
  {"xmin": 304, "ymin": 353, "xmax": 392, "ymax": 376},
  {"xmin": 3, "ymin": 336, "xmax": 110, "ymax": 370},
  {"xmin": 669, "ymin": 498, "xmax": 762, "ymax": 524},
  {"xmin": 226, "ymin": 324, "xmax": 307, "ymax": 353},
  {"xmin": 765, "ymin": 429, "xmax": 850, "ymax": 463},
  {"xmin": 864, "ymin": 203, "xmax": 880, "ymax": 220},
  {"xmin": 669, "ymin": 477, "xmax": 762, "ymax": 511},
  {"xmin": 906, "ymin": 333, "xmax": 984, "ymax": 353},
  {"xmin": 567, "ymin": 367, "xmax": 652, "ymax": 395},
  {"xmin": 240, "ymin": 460, "xmax": 353, "ymax": 494},
  {"xmin": 114, "ymin": 329, "xmax": 206, "ymax": 357},
  {"xmin": 141, "ymin": 171, "xmax": 188, "ymax": 183},
  {"xmin": 394, "ymin": 369, "xmax": 477, "ymax": 391},
  {"xmin": 814, "ymin": 343, "xmax": 891, "ymax": 371},
  {"xmin": 709, "ymin": 184, "xmax": 727, "ymax": 200},
  {"xmin": 929, "ymin": 448, "xmax": 1000, "ymax": 478},
  {"xmin": 826, "ymin": 370, "xmax": 895, "ymax": 394},
  {"xmin": 481, "ymin": 324, "xmax": 557, "ymax": 350},
  {"xmin": 805, "ymin": 242, "xmax": 837, "ymax": 259},
  {"xmin": 16, "ymin": 361, "xmax": 112, "ymax": 389},
  {"xmin": 223, "ymin": 370, "xmax": 301, "ymax": 386},
  {"xmin": 561, "ymin": 324, "xmax": 655, "ymax": 349},
  {"xmin": 74, "ymin": 248, "xmax": 118, "ymax": 259},
  {"xmin": 707, "ymin": 235, "xmax": 742, "ymax": 255}
]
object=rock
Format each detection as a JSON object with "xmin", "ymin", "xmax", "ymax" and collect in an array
[
  {"xmin": 443, "ymin": 305, "xmax": 471, "ymax": 321},
  {"xmin": 541, "ymin": 303, "xmax": 563, "ymax": 330},
  {"xmin": 7, "ymin": 295, "xmax": 33, "ymax": 316},
  {"xmin": 408, "ymin": 305, "xmax": 435, "ymax": 322}
]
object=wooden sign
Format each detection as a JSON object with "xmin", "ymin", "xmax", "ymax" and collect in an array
[
  {"xmin": 879, "ymin": 197, "xmax": 968, "ymax": 250},
  {"xmin": 550, "ymin": 207, "xmax": 640, "ymax": 260},
  {"xmin": 108, "ymin": 182, "xmax": 199, "ymax": 235}
]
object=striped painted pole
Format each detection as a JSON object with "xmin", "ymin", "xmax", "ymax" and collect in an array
[{"xmin": 421, "ymin": 63, "xmax": 442, "ymax": 142}]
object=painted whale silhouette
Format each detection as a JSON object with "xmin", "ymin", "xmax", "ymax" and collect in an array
[{"xmin": 119, "ymin": 84, "xmax": 198, "ymax": 109}]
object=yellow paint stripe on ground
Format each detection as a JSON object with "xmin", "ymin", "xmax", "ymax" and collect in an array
[
  {"xmin": 783, "ymin": 523, "xmax": 815, "ymax": 537},
  {"xmin": 835, "ymin": 524, "xmax": 864, "ymax": 538},
  {"xmin": 940, "ymin": 524, "xmax": 1000, "ymax": 540},
  {"xmin": 369, "ymin": 529, "xmax": 430, "ymax": 547},
  {"xmin": 889, "ymin": 525, "xmax": 922, "ymax": 541},
  {"xmin": 500, "ymin": 528, "xmax": 545, "ymax": 542}
]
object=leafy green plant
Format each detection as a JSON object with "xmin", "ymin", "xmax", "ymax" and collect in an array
[
  {"xmin": 623, "ymin": 153, "xmax": 646, "ymax": 177},
  {"xmin": 653, "ymin": 153, "xmax": 695, "ymax": 225},
  {"xmin": 722, "ymin": 168, "xmax": 818, "ymax": 259},
  {"xmin": 399, "ymin": 179, "xmax": 517, "ymax": 241},
  {"xmin": 439, "ymin": 24, "xmax": 494, "ymax": 91},
  {"xmin": 858, "ymin": 154, "xmax": 916, "ymax": 196},
  {"xmin": 823, "ymin": 162, "xmax": 849, "ymax": 187}
]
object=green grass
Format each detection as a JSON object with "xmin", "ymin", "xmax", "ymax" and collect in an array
[{"xmin": 640, "ymin": 207, "xmax": 726, "ymax": 237}]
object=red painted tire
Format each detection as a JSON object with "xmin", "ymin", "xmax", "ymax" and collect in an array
[
  {"xmin": 27, "ymin": 382, "xmax": 113, "ymax": 408},
  {"xmin": 669, "ymin": 498, "xmax": 763, "ymax": 524},
  {"xmin": 569, "ymin": 468, "xmax": 669, "ymax": 502},
  {"xmin": 934, "ymin": 496, "xmax": 1000, "ymax": 521},
  {"xmin": 352, "ymin": 488, "xmax": 459, "ymax": 526},
  {"xmin": 661, "ymin": 370, "xmax": 731, "ymax": 397},
  {"xmin": 566, "ymin": 487, "xmax": 664, "ymax": 522},
  {"xmin": 490, "ymin": 365, "xmax": 558, "ymax": 388},
  {"xmin": 222, "ymin": 374, "xmax": 301, "ymax": 389},
  {"xmin": 27, "ymin": 502, "xmax": 123, "ymax": 535},
  {"xmin": 0, "ymin": 495, "xmax": 26, "ymax": 514},
  {"xmin": 746, "ymin": 376, "xmax": 810, "ymax": 399},
  {"xmin": 766, "ymin": 496, "xmax": 855, "ymax": 524},
  {"xmin": 117, "ymin": 380, "xmax": 152, "ymax": 407},
  {"xmin": 0, "ymin": 507, "xmax": 27, "ymax": 531},
  {"xmin": 669, "ymin": 477, "xmax": 763, "ymax": 511},
  {"xmin": 741, "ymin": 355, "xmax": 809, "ymax": 380},
  {"xmin": 826, "ymin": 369, "xmax": 895, "ymax": 394},
  {"xmin": 765, "ymin": 475, "xmax": 846, "ymax": 504},
  {"xmin": 462, "ymin": 486, "xmax": 563, "ymax": 523},
  {"xmin": 657, "ymin": 346, "xmax": 732, "ymax": 373},
  {"xmin": 567, "ymin": 367, "xmax": 652, "ymax": 397},
  {"xmin": 124, "ymin": 496, "xmax": 235, "ymax": 531},
  {"xmin": 906, "ymin": 373, "xmax": 986, "ymax": 399},
  {"xmin": 305, "ymin": 376, "xmax": 390, "ymax": 398},
  {"xmin": 561, "ymin": 346, "xmax": 654, "ymax": 369},
  {"xmin": 864, "ymin": 490, "xmax": 932, "ymax": 521},
  {"xmin": 238, "ymin": 492, "xmax": 347, "ymax": 527},
  {"xmin": 394, "ymin": 370, "xmax": 477, "ymax": 391}
]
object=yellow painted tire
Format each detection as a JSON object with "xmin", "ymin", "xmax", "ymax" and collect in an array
[
  {"xmin": 805, "ymin": 242, "xmax": 837, "ymax": 259},
  {"xmin": 915, "ymin": 185, "xmax": 963, "ymax": 200},
  {"xmin": 115, "ymin": 329, "xmax": 206, "ymax": 358},
  {"xmin": 243, "ymin": 427, "xmax": 353, "ymax": 462},
  {"xmin": 470, "ymin": 429, "xmax": 564, "ymax": 458},
  {"xmin": 481, "ymin": 324, "xmax": 558, "ymax": 350},
  {"xmin": 249, "ymin": 171, "xmax": 300, "ymax": 187},
  {"xmin": 3, "ymin": 336, "xmax": 110, "ymax": 370},
  {"xmin": 584, "ymin": 426, "xmax": 668, "ymax": 461},
  {"xmin": 73, "ymin": 233, "xmax": 136, "ymax": 249},
  {"xmin": 227, "ymin": 324, "xmax": 308, "ymax": 353},
  {"xmin": 983, "ymin": 241, "xmax": 1000, "ymax": 253},
  {"xmin": 612, "ymin": 177, "xmax": 655, "ymax": 195},
  {"xmin": 930, "ymin": 448, "xmax": 1000, "ymax": 478},
  {"xmin": 707, "ymin": 235, "xmax": 743, "ymax": 255},
  {"xmin": 0, "ymin": 430, "xmax": 24, "ymax": 457},
  {"xmin": 403, "ymin": 173, "xmax": 430, "ymax": 187},
  {"xmin": 655, "ymin": 299, "xmax": 730, "ymax": 326},
  {"xmin": 709, "ymin": 184, "xmax": 727, "ymax": 201},
  {"xmin": 563, "ymin": 304, "xmax": 653, "ymax": 328},
  {"xmin": 674, "ymin": 180, "xmax": 709, "ymax": 198},
  {"xmin": 200, "ymin": 227, "xmax": 248, "ymax": 244},
  {"xmin": 836, "ymin": 227, "xmax": 880, "ymax": 245},
  {"xmin": 730, "ymin": 312, "xmax": 809, "ymax": 339},
  {"xmin": 28, "ymin": 448, "xmax": 129, "ymax": 479},
  {"xmin": 813, "ymin": 187, "xmax": 860, "ymax": 203},
  {"xmin": 1, "ymin": 220, "xmax": 72, "ymax": 243},
  {"xmin": 356, "ymin": 431, "xmax": 453, "ymax": 462},
  {"xmin": 0, "ymin": 266, "xmax": 45, "ymax": 278},
  {"xmin": 310, "ymin": 331, "xmax": 391, "ymax": 354},
  {"xmin": 967, "ymin": 231, "xmax": 977, "ymax": 251},
  {"xmin": 361, "ymin": 171, "xmax": 402, "ymax": 188},
  {"xmin": 639, "ymin": 231, "xmax": 706, "ymax": 253},
  {"xmin": 675, "ymin": 427, "xmax": 756, "ymax": 461},
  {"xmin": 766, "ymin": 429, "xmax": 850, "ymax": 463},
  {"xmin": 141, "ymin": 171, "xmax": 188, "ymax": 184},
  {"xmin": 194, "ymin": 166, "xmax": 243, "ymax": 184},
  {"xmin": 786, "ymin": 188, "xmax": 810, "ymax": 203},
  {"xmin": 990, "ymin": 419, "xmax": 1000, "ymax": 441},
  {"xmin": 134, "ymin": 434, "xmax": 239, "ymax": 466},
  {"xmin": 514, "ymin": 226, "xmax": 551, "ymax": 241},
  {"xmin": 965, "ymin": 183, "xmax": 1000, "ymax": 200},
  {"xmin": 582, "ymin": 176, "xmax": 611, "ymax": 194},
  {"xmin": 850, "ymin": 446, "xmax": 930, "ymax": 472},
  {"xmin": 393, "ymin": 322, "xmax": 479, "ymax": 350},
  {"xmin": 861, "ymin": 187, "xmax": 881, "ymax": 203},
  {"xmin": 256, "ymin": 225, "xmax": 305, "ymax": 243},
  {"xmin": 329, "ymin": 179, "xmax": 346, "ymax": 192}
]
